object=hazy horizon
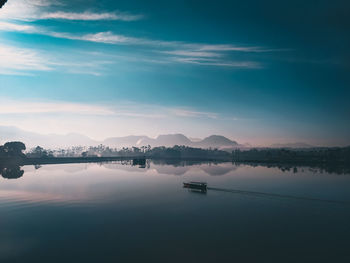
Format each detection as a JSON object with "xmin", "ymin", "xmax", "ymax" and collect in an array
[{"xmin": 1, "ymin": 124, "xmax": 347, "ymax": 149}]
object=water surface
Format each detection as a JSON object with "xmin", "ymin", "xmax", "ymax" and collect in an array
[{"xmin": 1, "ymin": 161, "xmax": 349, "ymax": 262}]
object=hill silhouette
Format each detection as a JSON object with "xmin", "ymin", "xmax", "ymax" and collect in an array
[{"xmin": 0, "ymin": 126, "xmax": 239, "ymax": 149}]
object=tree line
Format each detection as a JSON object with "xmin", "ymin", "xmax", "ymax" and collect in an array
[
  {"xmin": 1, "ymin": 141, "xmax": 350, "ymax": 164},
  {"xmin": 232, "ymin": 147, "xmax": 350, "ymax": 164},
  {"xmin": 0, "ymin": 141, "xmax": 26, "ymax": 159}
]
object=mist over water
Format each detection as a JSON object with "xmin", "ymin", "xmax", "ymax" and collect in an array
[{"xmin": 0, "ymin": 161, "xmax": 349, "ymax": 262}]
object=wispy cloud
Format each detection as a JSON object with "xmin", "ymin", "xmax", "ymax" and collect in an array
[
  {"xmin": 40, "ymin": 11, "xmax": 143, "ymax": 21},
  {"xmin": 0, "ymin": 0, "xmax": 277, "ymax": 70},
  {"xmin": 171, "ymin": 109, "xmax": 218, "ymax": 119},
  {"xmin": 173, "ymin": 57, "xmax": 262, "ymax": 68},
  {"xmin": 0, "ymin": 23, "xmax": 135, "ymax": 44},
  {"xmin": 0, "ymin": 22, "xmax": 266, "ymax": 69},
  {"xmin": 0, "ymin": 0, "xmax": 143, "ymax": 21},
  {"xmin": 0, "ymin": 100, "xmax": 225, "ymax": 120},
  {"xmin": 0, "ymin": 44, "xmax": 52, "ymax": 75},
  {"xmin": 52, "ymin": 31, "xmax": 133, "ymax": 44},
  {"xmin": 42, "ymin": 30, "xmax": 270, "ymax": 55},
  {"xmin": 0, "ymin": 42, "xmax": 114, "ymax": 76},
  {"xmin": 0, "ymin": 20, "xmax": 269, "ymax": 56},
  {"xmin": 0, "ymin": 0, "xmax": 60, "ymax": 21},
  {"xmin": 196, "ymin": 44, "xmax": 268, "ymax": 52},
  {"xmin": 0, "ymin": 21, "xmax": 36, "ymax": 32},
  {"xmin": 162, "ymin": 50, "xmax": 222, "ymax": 58}
]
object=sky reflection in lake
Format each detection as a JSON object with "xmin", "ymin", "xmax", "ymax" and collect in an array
[{"xmin": 0, "ymin": 161, "xmax": 350, "ymax": 262}]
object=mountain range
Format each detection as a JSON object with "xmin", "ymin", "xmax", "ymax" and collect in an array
[
  {"xmin": 0, "ymin": 126, "xmax": 239, "ymax": 149},
  {"xmin": 104, "ymin": 134, "xmax": 239, "ymax": 149},
  {"xmin": 0, "ymin": 125, "xmax": 316, "ymax": 149}
]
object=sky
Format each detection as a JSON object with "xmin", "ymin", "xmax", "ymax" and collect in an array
[{"xmin": 0, "ymin": 0, "xmax": 349, "ymax": 146}]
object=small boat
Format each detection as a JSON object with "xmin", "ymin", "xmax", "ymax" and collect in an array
[{"xmin": 183, "ymin": 181, "xmax": 207, "ymax": 191}]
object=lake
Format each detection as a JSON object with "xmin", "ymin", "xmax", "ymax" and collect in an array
[{"xmin": 0, "ymin": 160, "xmax": 350, "ymax": 263}]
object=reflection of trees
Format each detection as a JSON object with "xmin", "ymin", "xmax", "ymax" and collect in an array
[
  {"xmin": 0, "ymin": 165, "xmax": 24, "ymax": 179},
  {"xmin": 132, "ymin": 158, "xmax": 146, "ymax": 168},
  {"xmin": 151, "ymin": 160, "xmax": 350, "ymax": 176},
  {"xmin": 232, "ymin": 147, "xmax": 350, "ymax": 165},
  {"xmin": 104, "ymin": 159, "xmax": 350, "ymax": 176},
  {"xmin": 233, "ymin": 161, "xmax": 350, "ymax": 175},
  {"xmin": 0, "ymin": 141, "xmax": 26, "ymax": 179}
]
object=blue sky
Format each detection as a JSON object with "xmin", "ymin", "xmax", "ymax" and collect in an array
[{"xmin": 0, "ymin": 0, "xmax": 349, "ymax": 146}]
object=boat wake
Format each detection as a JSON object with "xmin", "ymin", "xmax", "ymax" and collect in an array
[{"xmin": 207, "ymin": 187, "xmax": 350, "ymax": 205}]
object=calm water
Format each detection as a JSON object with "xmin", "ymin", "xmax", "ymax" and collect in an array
[{"xmin": 0, "ymin": 161, "xmax": 350, "ymax": 263}]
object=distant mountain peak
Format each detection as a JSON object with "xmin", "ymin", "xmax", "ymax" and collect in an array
[
  {"xmin": 156, "ymin": 133, "xmax": 189, "ymax": 139},
  {"xmin": 0, "ymin": 125, "xmax": 240, "ymax": 149},
  {"xmin": 199, "ymin": 135, "xmax": 238, "ymax": 146},
  {"xmin": 155, "ymin": 133, "xmax": 192, "ymax": 146}
]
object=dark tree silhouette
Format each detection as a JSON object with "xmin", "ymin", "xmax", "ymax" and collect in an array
[
  {"xmin": 0, "ymin": 165, "xmax": 24, "ymax": 179},
  {"xmin": 0, "ymin": 0, "xmax": 7, "ymax": 9},
  {"xmin": 0, "ymin": 145, "xmax": 4, "ymax": 158},
  {"xmin": 2, "ymin": 142, "xmax": 26, "ymax": 158},
  {"xmin": 26, "ymin": 146, "xmax": 51, "ymax": 158}
]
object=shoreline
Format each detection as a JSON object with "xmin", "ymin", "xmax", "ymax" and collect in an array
[
  {"xmin": 1, "ymin": 157, "xmax": 350, "ymax": 175},
  {"xmin": 1, "ymin": 156, "xmax": 349, "ymax": 166},
  {"xmin": 0, "ymin": 156, "xmax": 232, "ymax": 166}
]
